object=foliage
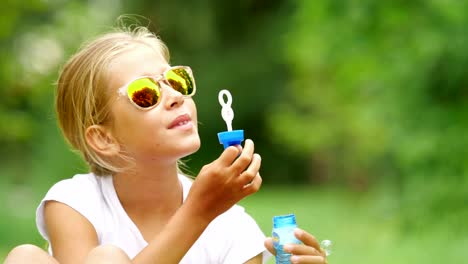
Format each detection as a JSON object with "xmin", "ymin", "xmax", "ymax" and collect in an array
[
  {"xmin": 268, "ymin": 0, "xmax": 468, "ymax": 230},
  {"xmin": 0, "ymin": 0, "xmax": 122, "ymax": 186}
]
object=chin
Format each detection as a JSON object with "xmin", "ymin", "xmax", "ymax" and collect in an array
[
  {"xmin": 178, "ymin": 135, "xmax": 201, "ymax": 158},
  {"xmin": 188, "ymin": 136, "xmax": 202, "ymax": 154}
]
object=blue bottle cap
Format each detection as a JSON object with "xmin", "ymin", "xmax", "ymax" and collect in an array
[
  {"xmin": 218, "ymin": 130, "xmax": 244, "ymax": 149},
  {"xmin": 273, "ymin": 214, "xmax": 297, "ymax": 228}
]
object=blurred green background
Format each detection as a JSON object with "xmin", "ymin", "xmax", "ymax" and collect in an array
[{"xmin": 1, "ymin": 0, "xmax": 467, "ymax": 263}]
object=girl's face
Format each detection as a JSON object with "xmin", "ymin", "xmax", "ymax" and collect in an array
[{"xmin": 106, "ymin": 45, "xmax": 200, "ymax": 164}]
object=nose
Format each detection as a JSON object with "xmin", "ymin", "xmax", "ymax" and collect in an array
[{"xmin": 161, "ymin": 82, "xmax": 184, "ymax": 108}]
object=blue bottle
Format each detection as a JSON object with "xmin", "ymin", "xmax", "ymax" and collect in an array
[{"xmin": 272, "ymin": 214, "xmax": 301, "ymax": 264}]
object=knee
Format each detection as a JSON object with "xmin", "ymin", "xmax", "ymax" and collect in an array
[
  {"xmin": 84, "ymin": 245, "xmax": 131, "ymax": 264},
  {"xmin": 4, "ymin": 244, "xmax": 52, "ymax": 263}
]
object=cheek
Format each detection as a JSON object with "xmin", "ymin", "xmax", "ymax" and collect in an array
[
  {"xmin": 187, "ymin": 100, "xmax": 198, "ymax": 122},
  {"xmin": 108, "ymin": 103, "xmax": 153, "ymax": 145},
  {"xmin": 112, "ymin": 117, "xmax": 165, "ymax": 157},
  {"xmin": 120, "ymin": 114, "xmax": 164, "ymax": 139}
]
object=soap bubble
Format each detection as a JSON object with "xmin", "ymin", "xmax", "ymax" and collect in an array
[{"xmin": 320, "ymin": 239, "xmax": 333, "ymax": 256}]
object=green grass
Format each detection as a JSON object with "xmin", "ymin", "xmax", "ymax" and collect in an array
[
  {"xmin": 239, "ymin": 185, "xmax": 468, "ymax": 264},
  {"xmin": 1, "ymin": 184, "xmax": 467, "ymax": 263},
  {"xmin": 0, "ymin": 182, "xmax": 47, "ymax": 259}
]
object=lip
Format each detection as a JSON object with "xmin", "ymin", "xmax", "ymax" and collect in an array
[{"xmin": 168, "ymin": 113, "xmax": 192, "ymax": 129}]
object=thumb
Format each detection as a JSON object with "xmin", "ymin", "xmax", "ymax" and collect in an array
[{"xmin": 264, "ymin": 237, "xmax": 277, "ymax": 256}]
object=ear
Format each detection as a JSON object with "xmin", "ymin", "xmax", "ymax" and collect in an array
[{"xmin": 85, "ymin": 125, "xmax": 120, "ymax": 157}]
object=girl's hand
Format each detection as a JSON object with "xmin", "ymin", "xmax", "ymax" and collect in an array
[
  {"xmin": 264, "ymin": 228, "xmax": 327, "ymax": 264},
  {"xmin": 186, "ymin": 139, "xmax": 262, "ymax": 221}
]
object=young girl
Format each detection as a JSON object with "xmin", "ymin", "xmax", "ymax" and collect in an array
[{"xmin": 4, "ymin": 25, "xmax": 327, "ymax": 264}]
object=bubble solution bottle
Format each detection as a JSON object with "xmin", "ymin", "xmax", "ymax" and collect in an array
[{"xmin": 272, "ymin": 214, "xmax": 301, "ymax": 264}]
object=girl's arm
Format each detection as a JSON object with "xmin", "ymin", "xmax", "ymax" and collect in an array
[
  {"xmin": 44, "ymin": 201, "xmax": 99, "ymax": 264},
  {"xmin": 133, "ymin": 139, "xmax": 262, "ymax": 263},
  {"xmin": 44, "ymin": 196, "xmax": 213, "ymax": 264},
  {"xmin": 244, "ymin": 253, "xmax": 263, "ymax": 264}
]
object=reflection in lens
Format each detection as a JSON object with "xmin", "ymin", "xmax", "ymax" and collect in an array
[
  {"xmin": 166, "ymin": 68, "xmax": 194, "ymax": 95},
  {"xmin": 128, "ymin": 78, "xmax": 160, "ymax": 108}
]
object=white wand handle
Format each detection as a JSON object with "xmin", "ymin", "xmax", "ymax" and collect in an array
[{"xmin": 218, "ymin": 90, "xmax": 234, "ymax": 131}]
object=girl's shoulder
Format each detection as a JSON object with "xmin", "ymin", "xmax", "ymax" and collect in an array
[
  {"xmin": 40, "ymin": 173, "xmax": 107, "ymax": 206},
  {"xmin": 36, "ymin": 173, "xmax": 109, "ymax": 240},
  {"xmin": 48, "ymin": 173, "xmax": 101, "ymax": 190}
]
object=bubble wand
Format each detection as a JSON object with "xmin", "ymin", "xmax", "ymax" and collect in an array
[{"xmin": 217, "ymin": 89, "xmax": 244, "ymax": 149}]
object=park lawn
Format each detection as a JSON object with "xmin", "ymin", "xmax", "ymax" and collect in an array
[
  {"xmin": 239, "ymin": 185, "xmax": 467, "ymax": 264},
  {"xmin": 1, "ymin": 184, "xmax": 467, "ymax": 263}
]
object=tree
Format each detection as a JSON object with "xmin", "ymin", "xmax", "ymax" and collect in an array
[{"xmin": 269, "ymin": 0, "xmax": 468, "ymax": 230}]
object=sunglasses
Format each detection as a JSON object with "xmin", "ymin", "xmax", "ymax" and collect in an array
[{"xmin": 117, "ymin": 66, "xmax": 196, "ymax": 110}]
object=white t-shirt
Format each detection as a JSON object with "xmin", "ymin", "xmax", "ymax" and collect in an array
[{"xmin": 36, "ymin": 173, "xmax": 270, "ymax": 264}]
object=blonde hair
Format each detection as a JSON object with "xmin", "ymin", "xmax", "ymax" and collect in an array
[{"xmin": 56, "ymin": 26, "xmax": 170, "ymax": 176}]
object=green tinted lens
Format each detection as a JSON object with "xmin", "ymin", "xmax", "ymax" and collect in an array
[
  {"xmin": 127, "ymin": 78, "xmax": 161, "ymax": 108},
  {"xmin": 165, "ymin": 68, "xmax": 194, "ymax": 95}
]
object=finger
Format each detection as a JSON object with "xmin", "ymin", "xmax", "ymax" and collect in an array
[
  {"xmin": 231, "ymin": 139, "xmax": 254, "ymax": 173},
  {"xmin": 217, "ymin": 145, "xmax": 242, "ymax": 166},
  {"xmin": 239, "ymin": 154, "xmax": 261, "ymax": 185},
  {"xmin": 283, "ymin": 244, "xmax": 321, "ymax": 256},
  {"xmin": 290, "ymin": 255, "xmax": 326, "ymax": 264},
  {"xmin": 235, "ymin": 144, "xmax": 243, "ymax": 152},
  {"xmin": 295, "ymin": 228, "xmax": 321, "ymax": 252},
  {"xmin": 242, "ymin": 173, "xmax": 262, "ymax": 195},
  {"xmin": 264, "ymin": 237, "xmax": 276, "ymax": 256}
]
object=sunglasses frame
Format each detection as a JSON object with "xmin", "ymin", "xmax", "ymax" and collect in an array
[{"xmin": 117, "ymin": 65, "xmax": 196, "ymax": 110}]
